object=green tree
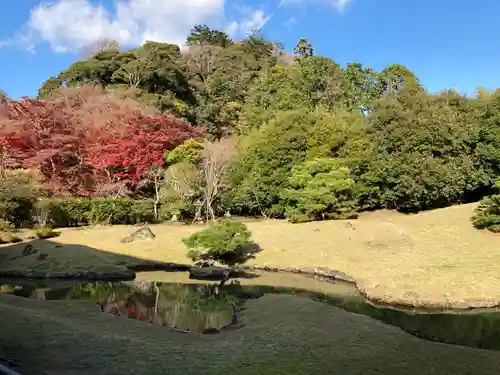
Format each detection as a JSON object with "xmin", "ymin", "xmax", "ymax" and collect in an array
[
  {"xmin": 357, "ymin": 88, "xmax": 486, "ymax": 211},
  {"xmin": 293, "ymin": 38, "xmax": 314, "ymax": 59},
  {"xmin": 228, "ymin": 109, "xmax": 351, "ymax": 216},
  {"xmin": 471, "ymin": 179, "xmax": 500, "ymax": 232},
  {"xmin": 187, "ymin": 24, "xmax": 232, "ymax": 47},
  {"xmin": 0, "ymin": 169, "xmax": 46, "ymax": 227},
  {"xmin": 378, "ymin": 63, "xmax": 422, "ymax": 95},
  {"xmin": 282, "ymin": 158, "xmax": 359, "ymax": 223},
  {"xmin": 183, "ymin": 220, "xmax": 256, "ymax": 266},
  {"xmin": 165, "ymin": 139, "xmax": 204, "ymax": 166},
  {"xmin": 241, "ymin": 56, "xmax": 344, "ymax": 130},
  {"xmin": 341, "ymin": 62, "xmax": 381, "ymax": 112}
]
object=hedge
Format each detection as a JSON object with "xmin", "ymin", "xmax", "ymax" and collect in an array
[{"xmin": 37, "ymin": 197, "xmax": 156, "ymax": 227}]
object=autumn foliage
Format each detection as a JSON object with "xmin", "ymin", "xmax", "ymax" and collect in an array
[{"xmin": 0, "ymin": 86, "xmax": 203, "ymax": 196}]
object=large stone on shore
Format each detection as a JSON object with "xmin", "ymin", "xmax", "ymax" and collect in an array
[
  {"xmin": 120, "ymin": 226, "xmax": 156, "ymax": 244},
  {"xmin": 22, "ymin": 245, "xmax": 38, "ymax": 257},
  {"xmin": 189, "ymin": 266, "xmax": 232, "ymax": 281}
]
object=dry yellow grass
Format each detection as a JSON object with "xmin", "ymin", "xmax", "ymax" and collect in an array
[{"xmin": 1, "ymin": 202, "xmax": 500, "ymax": 307}]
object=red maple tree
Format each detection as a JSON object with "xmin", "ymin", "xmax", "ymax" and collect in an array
[
  {"xmin": 0, "ymin": 86, "xmax": 203, "ymax": 196},
  {"xmin": 86, "ymin": 113, "xmax": 203, "ymax": 192}
]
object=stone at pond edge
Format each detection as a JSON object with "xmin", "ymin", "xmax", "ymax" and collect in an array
[
  {"xmin": 0, "ymin": 269, "xmax": 136, "ymax": 281},
  {"xmin": 22, "ymin": 245, "xmax": 38, "ymax": 257},
  {"xmin": 126, "ymin": 262, "xmax": 190, "ymax": 272},
  {"xmin": 120, "ymin": 226, "xmax": 156, "ymax": 244},
  {"xmin": 189, "ymin": 266, "xmax": 231, "ymax": 281},
  {"xmin": 202, "ymin": 328, "xmax": 221, "ymax": 334},
  {"xmin": 243, "ymin": 264, "xmax": 355, "ymax": 284}
]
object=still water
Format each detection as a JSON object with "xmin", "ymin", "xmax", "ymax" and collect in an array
[{"xmin": 1, "ymin": 271, "xmax": 500, "ymax": 350}]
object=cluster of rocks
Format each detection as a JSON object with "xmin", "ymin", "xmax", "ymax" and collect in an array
[{"xmin": 120, "ymin": 225, "xmax": 156, "ymax": 244}]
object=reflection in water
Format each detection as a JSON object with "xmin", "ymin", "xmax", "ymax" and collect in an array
[
  {"xmin": 2, "ymin": 275, "xmax": 500, "ymax": 350},
  {"xmin": 69, "ymin": 281, "xmax": 242, "ymax": 333}
]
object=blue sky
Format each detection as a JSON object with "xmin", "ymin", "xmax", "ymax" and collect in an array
[{"xmin": 1, "ymin": 0, "xmax": 500, "ymax": 99}]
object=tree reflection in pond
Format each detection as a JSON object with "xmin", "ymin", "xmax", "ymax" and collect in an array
[
  {"xmin": 2, "ymin": 276, "xmax": 500, "ymax": 350},
  {"xmin": 64, "ymin": 281, "xmax": 242, "ymax": 333}
]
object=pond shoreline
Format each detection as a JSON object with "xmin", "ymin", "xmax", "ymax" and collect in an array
[
  {"xmin": 0, "ymin": 262, "xmax": 190, "ymax": 282},
  {"xmin": 242, "ymin": 264, "xmax": 500, "ymax": 311},
  {"xmin": 3, "ymin": 260, "xmax": 500, "ymax": 311}
]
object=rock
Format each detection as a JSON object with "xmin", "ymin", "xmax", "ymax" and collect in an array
[
  {"xmin": 22, "ymin": 244, "xmax": 38, "ymax": 257},
  {"xmin": 120, "ymin": 225, "xmax": 156, "ymax": 244},
  {"xmin": 36, "ymin": 253, "xmax": 48, "ymax": 261},
  {"xmin": 0, "ymin": 268, "xmax": 136, "ymax": 281},
  {"xmin": 189, "ymin": 266, "xmax": 232, "ymax": 281},
  {"xmin": 171, "ymin": 214, "xmax": 178, "ymax": 222},
  {"xmin": 243, "ymin": 264, "xmax": 356, "ymax": 284},
  {"xmin": 126, "ymin": 262, "xmax": 190, "ymax": 272},
  {"xmin": 202, "ymin": 328, "xmax": 220, "ymax": 334}
]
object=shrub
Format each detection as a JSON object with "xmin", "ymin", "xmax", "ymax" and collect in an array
[
  {"xmin": 46, "ymin": 197, "xmax": 157, "ymax": 227},
  {"xmin": 472, "ymin": 181, "xmax": 500, "ymax": 232},
  {"xmin": 34, "ymin": 227, "xmax": 61, "ymax": 239},
  {"xmin": 48, "ymin": 198, "xmax": 92, "ymax": 227},
  {"xmin": 0, "ymin": 232, "xmax": 22, "ymax": 244},
  {"xmin": 0, "ymin": 220, "xmax": 14, "ymax": 232},
  {"xmin": 129, "ymin": 199, "xmax": 156, "ymax": 224},
  {"xmin": 182, "ymin": 220, "xmax": 259, "ymax": 267},
  {"xmin": 86, "ymin": 198, "xmax": 133, "ymax": 225},
  {"xmin": 0, "ymin": 169, "xmax": 46, "ymax": 228}
]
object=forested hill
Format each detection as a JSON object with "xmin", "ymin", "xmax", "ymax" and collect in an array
[
  {"xmin": 1, "ymin": 24, "xmax": 500, "ymax": 226},
  {"xmin": 37, "ymin": 26, "xmax": 422, "ymax": 139}
]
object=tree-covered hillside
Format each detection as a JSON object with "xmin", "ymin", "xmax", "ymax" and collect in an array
[{"xmin": 1, "ymin": 25, "xmax": 500, "ymax": 228}]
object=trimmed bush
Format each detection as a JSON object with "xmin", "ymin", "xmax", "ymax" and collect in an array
[
  {"xmin": 183, "ymin": 220, "xmax": 260, "ymax": 267},
  {"xmin": 48, "ymin": 198, "xmax": 92, "ymax": 227},
  {"xmin": 282, "ymin": 158, "xmax": 359, "ymax": 223},
  {"xmin": 34, "ymin": 227, "xmax": 61, "ymax": 239},
  {"xmin": 471, "ymin": 180, "xmax": 500, "ymax": 232},
  {"xmin": 472, "ymin": 197, "xmax": 500, "ymax": 232}
]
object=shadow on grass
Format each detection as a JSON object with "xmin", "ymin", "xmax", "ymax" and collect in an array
[{"xmin": 0, "ymin": 238, "xmax": 191, "ymax": 281}]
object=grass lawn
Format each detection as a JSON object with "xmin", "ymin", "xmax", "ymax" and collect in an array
[
  {"xmin": 1, "ymin": 292, "xmax": 500, "ymax": 375},
  {"xmin": 1, "ymin": 202, "xmax": 500, "ymax": 307}
]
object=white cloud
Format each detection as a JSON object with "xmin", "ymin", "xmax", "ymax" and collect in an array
[
  {"xmin": 284, "ymin": 16, "xmax": 297, "ymax": 27},
  {"xmin": 227, "ymin": 9, "xmax": 272, "ymax": 37},
  {"xmin": 21, "ymin": 0, "xmax": 228, "ymax": 52},
  {"xmin": 332, "ymin": 0, "xmax": 352, "ymax": 11},
  {"xmin": 5, "ymin": 0, "xmax": 349, "ymax": 53},
  {"xmin": 280, "ymin": 0, "xmax": 353, "ymax": 11},
  {"xmin": 279, "ymin": 0, "xmax": 303, "ymax": 7}
]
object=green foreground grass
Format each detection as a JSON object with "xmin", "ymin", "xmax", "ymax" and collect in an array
[
  {"xmin": 1, "ymin": 293, "xmax": 500, "ymax": 375},
  {"xmin": 1, "ymin": 203, "xmax": 500, "ymax": 306}
]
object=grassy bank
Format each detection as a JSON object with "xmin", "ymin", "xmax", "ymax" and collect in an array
[
  {"xmin": 1, "ymin": 293, "xmax": 500, "ymax": 375},
  {"xmin": 1, "ymin": 203, "xmax": 500, "ymax": 307}
]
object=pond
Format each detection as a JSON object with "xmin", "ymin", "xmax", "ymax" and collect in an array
[{"xmin": 1, "ymin": 271, "xmax": 500, "ymax": 351}]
